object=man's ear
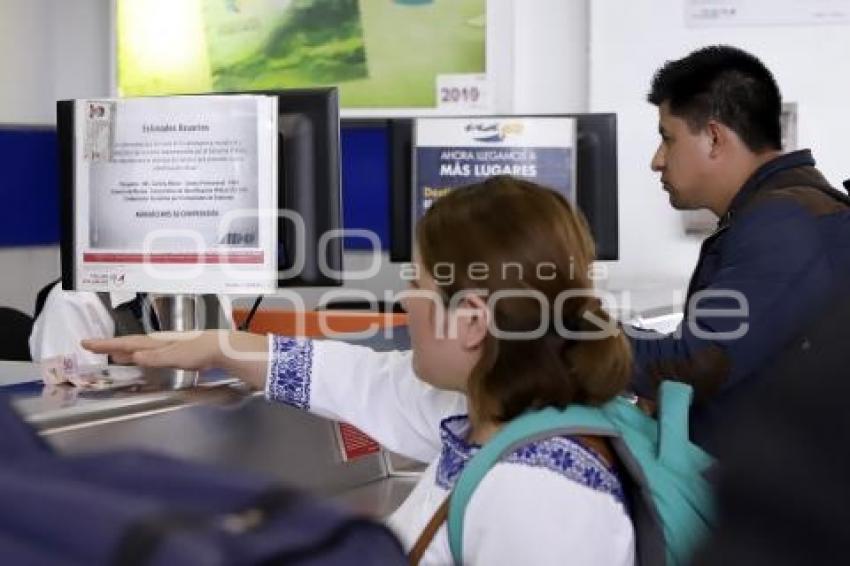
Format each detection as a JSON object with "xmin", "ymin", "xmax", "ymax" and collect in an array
[
  {"xmin": 706, "ymin": 120, "xmax": 728, "ymax": 158},
  {"xmin": 457, "ymin": 292, "xmax": 489, "ymax": 350}
]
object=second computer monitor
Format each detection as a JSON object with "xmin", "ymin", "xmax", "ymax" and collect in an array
[
  {"xmin": 264, "ymin": 88, "xmax": 343, "ymax": 287},
  {"xmin": 340, "ymin": 114, "xmax": 618, "ymax": 262}
]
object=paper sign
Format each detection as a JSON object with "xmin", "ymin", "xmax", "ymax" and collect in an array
[
  {"xmin": 686, "ymin": 0, "xmax": 850, "ymax": 27},
  {"xmin": 414, "ymin": 116, "xmax": 577, "ymax": 220},
  {"xmin": 73, "ymin": 95, "xmax": 279, "ymax": 294}
]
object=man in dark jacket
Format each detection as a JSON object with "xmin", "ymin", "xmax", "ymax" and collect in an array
[
  {"xmin": 694, "ymin": 290, "xmax": 850, "ymax": 565},
  {"xmin": 629, "ymin": 45, "xmax": 850, "ymax": 453}
]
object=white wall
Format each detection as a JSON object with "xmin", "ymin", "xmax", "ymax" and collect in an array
[
  {"xmin": 0, "ymin": 0, "xmax": 54, "ymax": 314},
  {"xmin": 0, "ymin": 0, "xmax": 110, "ymax": 123},
  {"xmin": 0, "ymin": 0, "xmax": 604, "ymax": 314},
  {"xmin": 13, "ymin": 0, "xmax": 848, "ymax": 315},
  {"xmin": 0, "ymin": 0, "xmax": 111, "ymax": 314},
  {"xmin": 270, "ymin": 0, "xmax": 591, "ymax": 310},
  {"xmin": 589, "ymin": 0, "xmax": 850, "ymax": 300},
  {"xmin": 0, "ymin": 0, "xmax": 53, "ymax": 124},
  {"xmin": 512, "ymin": 0, "xmax": 588, "ymax": 113},
  {"xmin": 49, "ymin": 0, "xmax": 112, "ymax": 103}
]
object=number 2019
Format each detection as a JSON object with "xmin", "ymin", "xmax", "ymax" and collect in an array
[{"xmin": 440, "ymin": 86, "xmax": 480, "ymax": 104}]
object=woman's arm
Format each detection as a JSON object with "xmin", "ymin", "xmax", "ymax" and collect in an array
[
  {"xmin": 285, "ymin": 337, "xmax": 466, "ymax": 462},
  {"xmin": 83, "ymin": 330, "xmax": 269, "ymax": 387},
  {"xmin": 84, "ymin": 331, "xmax": 466, "ymax": 462}
]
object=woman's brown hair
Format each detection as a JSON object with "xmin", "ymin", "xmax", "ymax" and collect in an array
[{"xmin": 416, "ymin": 176, "xmax": 632, "ymax": 423}]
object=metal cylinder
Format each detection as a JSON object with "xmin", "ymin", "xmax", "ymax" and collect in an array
[{"xmin": 152, "ymin": 295, "xmax": 199, "ymax": 389}]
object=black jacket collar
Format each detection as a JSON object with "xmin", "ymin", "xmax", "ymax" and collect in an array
[{"xmin": 719, "ymin": 149, "xmax": 815, "ymax": 228}]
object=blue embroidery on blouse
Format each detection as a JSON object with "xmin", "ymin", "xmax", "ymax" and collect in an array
[
  {"xmin": 266, "ymin": 336, "xmax": 314, "ymax": 410},
  {"xmin": 435, "ymin": 415, "xmax": 625, "ymax": 505},
  {"xmin": 436, "ymin": 415, "xmax": 477, "ymax": 490}
]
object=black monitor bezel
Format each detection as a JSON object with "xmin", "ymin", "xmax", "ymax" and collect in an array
[
  {"xmin": 57, "ymin": 100, "xmax": 75, "ymax": 290},
  {"xmin": 254, "ymin": 88, "xmax": 343, "ymax": 287}
]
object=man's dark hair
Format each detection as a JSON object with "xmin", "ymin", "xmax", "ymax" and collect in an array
[{"xmin": 648, "ymin": 45, "xmax": 782, "ymax": 152}]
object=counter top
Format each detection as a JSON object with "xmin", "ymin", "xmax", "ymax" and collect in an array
[
  {"xmin": 1, "ymin": 361, "xmax": 247, "ymax": 432},
  {"xmin": 0, "ymin": 360, "xmax": 417, "ymax": 518}
]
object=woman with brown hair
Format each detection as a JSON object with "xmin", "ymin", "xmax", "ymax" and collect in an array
[{"xmin": 85, "ymin": 176, "xmax": 635, "ymax": 564}]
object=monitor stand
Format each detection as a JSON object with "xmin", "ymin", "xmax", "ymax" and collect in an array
[{"xmin": 149, "ymin": 295, "xmax": 201, "ymax": 389}]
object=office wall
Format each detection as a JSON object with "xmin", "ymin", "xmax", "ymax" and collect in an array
[
  {"xmin": 0, "ymin": 0, "xmax": 110, "ymax": 315},
  {"xmin": 512, "ymin": 0, "xmax": 588, "ymax": 114},
  {"xmin": 588, "ymin": 0, "xmax": 850, "ymax": 302},
  {"xmin": 0, "ymin": 1, "xmax": 53, "ymax": 124},
  {"xmin": 14, "ymin": 1, "xmax": 847, "ymax": 315},
  {"xmin": 272, "ymin": 0, "xmax": 591, "ymax": 310},
  {"xmin": 0, "ymin": 0, "xmax": 596, "ymax": 314},
  {"xmin": 0, "ymin": 0, "xmax": 53, "ymax": 314},
  {"xmin": 0, "ymin": 0, "xmax": 110, "ymax": 122}
]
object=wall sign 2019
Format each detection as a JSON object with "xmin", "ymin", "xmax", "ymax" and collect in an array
[{"xmin": 440, "ymin": 86, "xmax": 481, "ymax": 104}]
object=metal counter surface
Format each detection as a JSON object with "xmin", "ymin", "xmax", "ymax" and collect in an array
[{"xmin": 0, "ymin": 361, "xmax": 418, "ymax": 518}]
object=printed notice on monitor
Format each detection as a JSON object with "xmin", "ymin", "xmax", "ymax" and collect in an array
[
  {"xmin": 413, "ymin": 117, "xmax": 577, "ymax": 221},
  {"xmin": 73, "ymin": 95, "xmax": 278, "ymax": 294}
]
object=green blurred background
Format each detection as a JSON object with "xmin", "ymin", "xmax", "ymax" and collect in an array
[{"xmin": 117, "ymin": 0, "xmax": 486, "ymax": 108}]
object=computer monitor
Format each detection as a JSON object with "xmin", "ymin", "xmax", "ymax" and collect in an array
[
  {"xmin": 366, "ymin": 114, "xmax": 618, "ymax": 262},
  {"xmin": 573, "ymin": 113, "xmax": 619, "ymax": 261},
  {"xmin": 262, "ymin": 89, "xmax": 342, "ymax": 287},
  {"xmin": 0, "ymin": 126, "xmax": 59, "ymax": 246},
  {"xmin": 339, "ymin": 118, "xmax": 413, "ymax": 256},
  {"xmin": 58, "ymin": 88, "xmax": 343, "ymax": 292}
]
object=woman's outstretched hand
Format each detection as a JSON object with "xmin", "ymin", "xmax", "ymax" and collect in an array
[{"xmin": 82, "ymin": 330, "xmax": 269, "ymax": 390}]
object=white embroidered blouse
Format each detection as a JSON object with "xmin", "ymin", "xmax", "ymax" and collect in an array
[{"xmin": 265, "ymin": 336, "xmax": 635, "ymax": 565}]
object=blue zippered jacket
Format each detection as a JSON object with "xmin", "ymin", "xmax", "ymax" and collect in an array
[{"xmin": 630, "ymin": 150, "xmax": 850, "ymax": 452}]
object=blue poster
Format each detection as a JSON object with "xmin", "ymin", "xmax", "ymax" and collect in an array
[{"xmin": 414, "ymin": 117, "xmax": 576, "ymax": 220}]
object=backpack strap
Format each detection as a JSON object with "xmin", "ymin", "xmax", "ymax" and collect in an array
[
  {"xmin": 414, "ymin": 433, "xmax": 613, "ymax": 566},
  {"xmin": 446, "ymin": 405, "xmax": 617, "ymax": 564},
  {"xmin": 658, "ymin": 381, "xmax": 706, "ymax": 468},
  {"xmin": 445, "ymin": 384, "xmax": 713, "ymax": 565},
  {"xmin": 408, "ymin": 495, "xmax": 450, "ymax": 565},
  {"xmin": 604, "ymin": 382, "xmax": 714, "ymax": 565}
]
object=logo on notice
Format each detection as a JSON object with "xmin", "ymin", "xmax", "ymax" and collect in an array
[
  {"xmin": 219, "ymin": 232, "xmax": 257, "ymax": 246},
  {"xmin": 464, "ymin": 122, "xmax": 524, "ymax": 143}
]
